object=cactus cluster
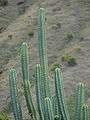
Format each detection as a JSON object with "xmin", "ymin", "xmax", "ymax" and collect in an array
[{"xmin": 9, "ymin": 8, "xmax": 89, "ymax": 120}]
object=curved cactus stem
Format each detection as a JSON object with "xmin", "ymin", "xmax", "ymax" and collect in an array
[
  {"xmin": 82, "ymin": 104, "xmax": 89, "ymax": 120},
  {"xmin": 35, "ymin": 64, "xmax": 44, "ymax": 120},
  {"xmin": 9, "ymin": 69, "xmax": 23, "ymax": 120},
  {"xmin": 38, "ymin": 7, "xmax": 51, "ymax": 98},
  {"xmin": 20, "ymin": 42, "xmax": 37, "ymax": 120},
  {"xmin": 44, "ymin": 97, "xmax": 54, "ymax": 120},
  {"xmin": 55, "ymin": 68, "xmax": 70, "ymax": 120},
  {"xmin": 75, "ymin": 83, "xmax": 85, "ymax": 120}
]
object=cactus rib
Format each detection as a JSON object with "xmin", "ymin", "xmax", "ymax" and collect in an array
[
  {"xmin": 44, "ymin": 97, "xmax": 54, "ymax": 120},
  {"xmin": 75, "ymin": 83, "xmax": 85, "ymax": 120},
  {"xmin": 20, "ymin": 42, "xmax": 37, "ymax": 119},
  {"xmin": 9, "ymin": 69, "xmax": 23, "ymax": 120},
  {"xmin": 35, "ymin": 64, "xmax": 44, "ymax": 120},
  {"xmin": 55, "ymin": 68, "xmax": 70, "ymax": 120},
  {"xmin": 38, "ymin": 8, "xmax": 50, "ymax": 98}
]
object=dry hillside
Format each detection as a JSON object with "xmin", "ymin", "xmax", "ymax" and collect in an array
[{"xmin": 0, "ymin": 0, "xmax": 90, "ymax": 119}]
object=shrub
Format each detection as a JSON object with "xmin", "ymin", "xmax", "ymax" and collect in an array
[
  {"xmin": 62, "ymin": 55, "xmax": 77, "ymax": 66},
  {"xmin": 51, "ymin": 63, "xmax": 60, "ymax": 71},
  {"xmin": 0, "ymin": 112, "xmax": 9, "ymax": 120},
  {"xmin": 28, "ymin": 30, "xmax": 34, "ymax": 37},
  {"xmin": 66, "ymin": 33, "xmax": 73, "ymax": 41},
  {"xmin": 67, "ymin": 57, "xmax": 77, "ymax": 66}
]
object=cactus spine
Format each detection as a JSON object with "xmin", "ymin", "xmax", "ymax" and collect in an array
[
  {"xmin": 9, "ymin": 69, "xmax": 23, "ymax": 120},
  {"xmin": 35, "ymin": 64, "xmax": 44, "ymax": 120},
  {"xmin": 44, "ymin": 97, "xmax": 54, "ymax": 120},
  {"xmin": 55, "ymin": 68, "xmax": 70, "ymax": 120},
  {"xmin": 20, "ymin": 42, "xmax": 37, "ymax": 119},
  {"xmin": 75, "ymin": 83, "xmax": 85, "ymax": 120},
  {"xmin": 38, "ymin": 8, "xmax": 50, "ymax": 98},
  {"xmin": 82, "ymin": 104, "xmax": 89, "ymax": 120}
]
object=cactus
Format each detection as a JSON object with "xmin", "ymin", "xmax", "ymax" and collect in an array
[
  {"xmin": 44, "ymin": 97, "xmax": 54, "ymax": 120},
  {"xmin": 35, "ymin": 64, "xmax": 44, "ymax": 120},
  {"xmin": 9, "ymin": 69, "xmax": 23, "ymax": 120},
  {"xmin": 82, "ymin": 104, "xmax": 89, "ymax": 120},
  {"xmin": 38, "ymin": 8, "xmax": 51, "ymax": 98},
  {"xmin": 75, "ymin": 83, "xmax": 85, "ymax": 120},
  {"xmin": 52, "ymin": 95, "xmax": 60, "ymax": 120},
  {"xmin": 9, "ymin": 8, "xmax": 89, "ymax": 120},
  {"xmin": 20, "ymin": 42, "xmax": 37, "ymax": 119},
  {"xmin": 55, "ymin": 68, "xmax": 70, "ymax": 120}
]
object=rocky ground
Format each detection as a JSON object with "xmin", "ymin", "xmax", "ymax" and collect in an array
[{"xmin": 0, "ymin": 0, "xmax": 90, "ymax": 119}]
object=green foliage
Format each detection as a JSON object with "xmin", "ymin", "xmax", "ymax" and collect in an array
[
  {"xmin": 66, "ymin": 33, "xmax": 73, "ymax": 41},
  {"xmin": 50, "ymin": 63, "xmax": 60, "ymax": 71},
  {"xmin": 0, "ymin": 112, "xmax": 9, "ymax": 120},
  {"xmin": 62, "ymin": 54, "xmax": 77, "ymax": 66}
]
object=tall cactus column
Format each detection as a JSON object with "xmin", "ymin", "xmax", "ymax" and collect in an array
[
  {"xmin": 20, "ymin": 42, "xmax": 37, "ymax": 120},
  {"xmin": 75, "ymin": 83, "xmax": 85, "ymax": 120},
  {"xmin": 38, "ymin": 8, "xmax": 50, "ymax": 98},
  {"xmin": 35, "ymin": 64, "xmax": 44, "ymax": 120},
  {"xmin": 9, "ymin": 69, "xmax": 23, "ymax": 120},
  {"xmin": 55, "ymin": 68, "xmax": 70, "ymax": 120}
]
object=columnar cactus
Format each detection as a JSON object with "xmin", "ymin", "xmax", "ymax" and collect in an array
[
  {"xmin": 55, "ymin": 68, "xmax": 70, "ymax": 120},
  {"xmin": 38, "ymin": 8, "xmax": 51, "ymax": 98},
  {"xmin": 52, "ymin": 95, "xmax": 60, "ymax": 120},
  {"xmin": 9, "ymin": 69, "xmax": 23, "ymax": 120},
  {"xmin": 75, "ymin": 83, "xmax": 85, "ymax": 120},
  {"xmin": 44, "ymin": 97, "xmax": 54, "ymax": 120},
  {"xmin": 35, "ymin": 64, "xmax": 44, "ymax": 120},
  {"xmin": 20, "ymin": 42, "xmax": 37, "ymax": 119},
  {"xmin": 9, "ymin": 8, "xmax": 89, "ymax": 120},
  {"xmin": 82, "ymin": 104, "xmax": 89, "ymax": 120}
]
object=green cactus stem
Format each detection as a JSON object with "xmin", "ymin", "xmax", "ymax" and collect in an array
[
  {"xmin": 75, "ymin": 83, "xmax": 85, "ymax": 120},
  {"xmin": 44, "ymin": 97, "xmax": 54, "ymax": 120},
  {"xmin": 38, "ymin": 8, "xmax": 50, "ymax": 98},
  {"xmin": 52, "ymin": 95, "xmax": 60, "ymax": 120},
  {"xmin": 35, "ymin": 64, "xmax": 44, "ymax": 120},
  {"xmin": 20, "ymin": 42, "xmax": 37, "ymax": 120},
  {"xmin": 9, "ymin": 69, "xmax": 23, "ymax": 120},
  {"xmin": 82, "ymin": 104, "xmax": 89, "ymax": 120},
  {"xmin": 55, "ymin": 68, "xmax": 70, "ymax": 120}
]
